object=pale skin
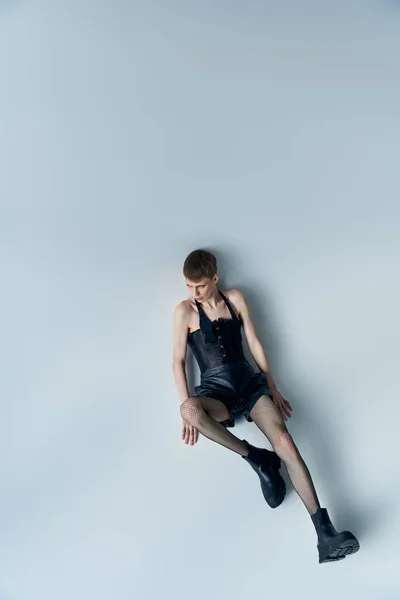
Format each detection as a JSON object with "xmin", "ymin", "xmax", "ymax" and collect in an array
[
  {"xmin": 173, "ymin": 274, "xmax": 293, "ymax": 444},
  {"xmin": 173, "ymin": 273, "xmax": 321, "ymax": 516}
]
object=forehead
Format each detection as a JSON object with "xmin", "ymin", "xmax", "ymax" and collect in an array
[{"xmin": 185, "ymin": 278, "xmax": 207, "ymax": 285}]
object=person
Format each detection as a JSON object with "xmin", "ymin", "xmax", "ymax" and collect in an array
[{"xmin": 172, "ymin": 249, "xmax": 360, "ymax": 564}]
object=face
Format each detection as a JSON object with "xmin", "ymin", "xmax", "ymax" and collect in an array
[{"xmin": 185, "ymin": 275, "xmax": 218, "ymax": 301}]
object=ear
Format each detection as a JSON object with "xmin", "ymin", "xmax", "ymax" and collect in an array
[{"xmin": 213, "ymin": 274, "xmax": 219, "ymax": 284}]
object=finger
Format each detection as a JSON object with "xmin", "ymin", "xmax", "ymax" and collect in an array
[
  {"xmin": 184, "ymin": 426, "xmax": 189, "ymax": 444},
  {"xmin": 190, "ymin": 427, "xmax": 195, "ymax": 445},
  {"xmin": 280, "ymin": 403, "xmax": 290, "ymax": 421},
  {"xmin": 283, "ymin": 400, "xmax": 291, "ymax": 413},
  {"xmin": 284, "ymin": 399, "xmax": 293, "ymax": 411}
]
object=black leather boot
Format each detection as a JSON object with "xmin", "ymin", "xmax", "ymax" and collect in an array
[
  {"xmin": 241, "ymin": 440, "xmax": 286, "ymax": 508},
  {"xmin": 311, "ymin": 508, "xmax": 360, "ymax": 563}
]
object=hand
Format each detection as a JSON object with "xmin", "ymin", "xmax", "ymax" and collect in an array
[
  {"xmin": 271, "ymin": 389, "xmax": 293, "ymax": 422},
  {"xmin": 181, "ymin": 418, "xmax": 199, "ymax": 446}
]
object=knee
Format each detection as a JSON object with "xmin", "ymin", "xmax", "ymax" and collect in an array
[
  {"xmin": 180, "ymin": 396, "xmax": 204, "ymax": 427},
  {"xmin": 273, "ymin": 430, "xmax": 299, "ymax": 462}
]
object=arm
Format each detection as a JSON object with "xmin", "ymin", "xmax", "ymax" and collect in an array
[
  {"xmin": 173, "ymin": 302, "xmax": 200, "ymax": 444},
  {"xmin": 231, "ymin": 289, "xmax": 277, "ymax": 391},
  {"xmin": 172, "ymin": 302, "xmax": 191, "ymax": 404},
  {"xmin": 231, "ymin": 288, "xmax": 292, "ymax": 421}
]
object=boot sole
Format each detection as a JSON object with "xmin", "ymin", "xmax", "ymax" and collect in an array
[{"xmin": 319, "ymin": 532, "xmax": 360, "ymax": 563}]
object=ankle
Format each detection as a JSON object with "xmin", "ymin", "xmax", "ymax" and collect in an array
[
  {"xmin": 310, "ymin": 504, "xmax": 322, "ymax": 517},
  {"xmin": 240, "ymin": 439, "xmax": 250, "ymax": 457}
]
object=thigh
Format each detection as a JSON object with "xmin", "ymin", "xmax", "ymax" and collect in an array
[
  {"xmin": 249, "ymin": 394, "xmax": 288, "ymax": 444},
  {"xmin": 196, "ymin": 395, "xmax": 231, "ymax": 423}
]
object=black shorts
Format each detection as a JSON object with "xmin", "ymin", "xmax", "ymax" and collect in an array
[{"xmin": 194, "ymin": 359, "xmax": 272, "ymax": 428}]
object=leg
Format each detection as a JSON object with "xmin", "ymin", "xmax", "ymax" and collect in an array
[
  {"xmin": 249, "ymin": 395, "xmax": 321, "ymax": 515},
  {"xmin": 250, "ymin": 395, "xmax": 360, "ymax": 562},
  {"xmin": 180, "ymin": 396, "xmax": 249, "ymax": 456},
  {"xmin": 183, "ymin": 396, "xmax": 287, "ymax": 509}
]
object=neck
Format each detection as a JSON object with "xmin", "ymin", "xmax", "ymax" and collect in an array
[{"xmin": 201, "ymin": 287, "xmax": 220, "ymax": 310}]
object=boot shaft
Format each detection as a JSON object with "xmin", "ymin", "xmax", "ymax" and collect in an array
[{"xmin": 311, "ymin": 508, "xmax": 339, "ymax": 543}]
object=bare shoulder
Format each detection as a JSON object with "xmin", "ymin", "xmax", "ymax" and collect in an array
[
  {"xmin": 224, "ymin": 288, "xmax": 247, "ymax": 315},
  {"xmin": 173, "ymin": 298, "xmax": 195, "ymax": 322},
  {"xmin": 225, "ymin": 288, "xmax": 245, "ymax": 301},
  {"xmin": 174, "ymin": 299, "xmax": 192, "ymax": 315}
]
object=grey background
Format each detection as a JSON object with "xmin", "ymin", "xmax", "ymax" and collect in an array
[{"xmin": 1, "ymin": 1, "xmax": 399, "ymax": 599}]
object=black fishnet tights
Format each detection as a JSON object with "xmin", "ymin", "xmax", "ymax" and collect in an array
[
  {"xmin": 180, "ymin": 396, "xmax": 249, "ymax": 456},
  {"xmin": 249, "ymin": 395, "xmax": 321, "ymax": 515},
  {"xmin": 181, "ymin": 395, "xmax": 321, "ymax": 516}
]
